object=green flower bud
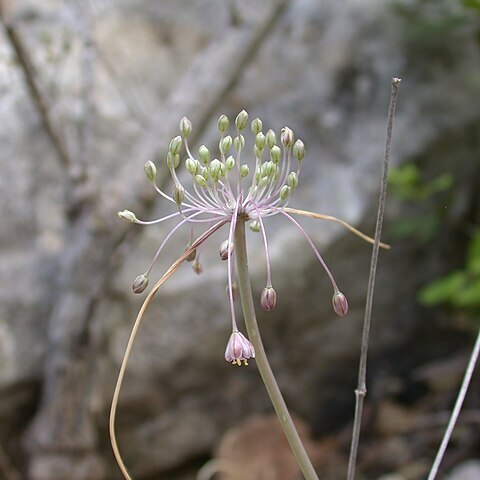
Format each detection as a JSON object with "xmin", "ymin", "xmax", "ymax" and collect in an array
[
  {"xmin": 225, "ymin": 155, "xmax": 235, "ymax": 170},
  {"xmin": 118, "ymin": 209, "xmax": 137, "ymax": 223},
  {"xmin": 220, "ymin": 135, "xmax": 232, "ymax": 154},
  {"xmin": 192, "ymin": 259, "xmax": 203, "ymax": 275},
  {"xmin": 235, "ymin": 109, "xmax": 248, "ymax": 130},
  {"xmin": 270, "ymin": 145, "xmax": 281, "ymax": 164},
  {"xmin": 266, "ymin": 129, "xmax": 276, "ymax": 149},
  {"xmin": 195, "ymin": 174, "xmax": 207, "ymax": 188},
  {"xmin": 172, "ymin": 183, "xmax": 185, "ymax": 205},
  {"xmin": 251, "ymin": 117, "xmax": 262, "ymax": 136},
  {"xmin": 254, "ymin": 145, "xmax": 263, "ymax": 159},
  {"xmin": 132, "ymin": 273, "xmax": 149, "ymax": 294},
  {"xmin": 219, "ymin": 162, "xmax": 226, "ymax": 177},
  {"xmin": 217, "ymin": 114, "xmax": 229, "ymax": 133},
  {"xmin": 234, "ymin": 134, "xmax": 245, "ymax": 151},
  {"xmin": 185, "ymin": 157, "xmax": 198, "ymax": 175},
  {"xmin": 209, "ymin": 159, "xmax": 222, "ymax": 181},
  {"xmin": 261, "ymin": 161, "xmax": 275, "ymax": 177},
  {"xmin": 166, "ymin": 152, "xmax": 180, "ymax": 169},
  {"xmin": 249, "ymin": 220, "xmax": 261, "ymax": 232},
  {"xmin": 201, "ymin": 166, "xmax": 210, "ymax": 180},
  {"xmin": 287, "ymin": 172, "xmax": 298, "ymax": 190},
  {"xmin": 259, "ymin": 176, "xmax": 269, "ymax": 187},
  {"xmin": 179, "ymin": 116, "xmax": 192, "ymax": 137},
  {"xmin": 240, "ymin": 164, "xmax": 249, "ymax": 178},
  {"xmin": 144, "ymin": 160, "xmax": 156, "ymax": 181},
  {"xmin": 281, "ymin": 127, "xmax": 294, "ymax": 147},
  {"xmin": 293, "ymin": 139, "xmax": 305, "ymax": 161},
  {"xmin": 255, "ymin": 132, "xmax": 266, "ymax": 150},
  {"xmin": 280, "ymin": 185, "xmax": 291, "ymax": 200},
  {"xmin": 198, "ymin": 145, "xmax": 210, "ymax": 164},
  {"xmin": 184, "ymin": 243, "xmax": 197, "ymax": 262},
  {"xmin": 169, "ymin": 135, "xmax": 182, "ymax": 155}
]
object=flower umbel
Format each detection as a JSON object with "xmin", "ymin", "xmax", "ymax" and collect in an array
[{"xmin": 118, "ymin": 110, "xmax": 386, "ymax": 365}]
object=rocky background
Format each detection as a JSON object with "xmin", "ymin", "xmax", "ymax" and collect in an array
[{"xmin": 0, "ymin": 0, "xmax": 479, "ymax": 479}]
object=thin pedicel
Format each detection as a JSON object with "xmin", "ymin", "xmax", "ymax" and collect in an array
[{"xmin": 112, "ymin": 109, "xmax": 389, "ymax": 480}]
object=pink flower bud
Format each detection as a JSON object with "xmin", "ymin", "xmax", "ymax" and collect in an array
[
  {"xmin": 260, "ymin": 286, "xmax": 277, "ymax": 312},
  {"xmin": 219, "ymin": 239, "xmax": 234, "ymax": 261},
  {"xmin": 225, "ymin": 331, "xmax": 255, "ymax": 366},
  {"xmin": 132, "ymin": 273, "xmax": 149, "ymax": 294},
  {"xmin": 332, "ymin": 291, "xmax": 348, "ymax": 316}
]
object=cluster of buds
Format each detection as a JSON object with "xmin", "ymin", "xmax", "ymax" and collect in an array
[{"xmin": 119, "ymin": 110, "xmax": 348, "ymax": 366}]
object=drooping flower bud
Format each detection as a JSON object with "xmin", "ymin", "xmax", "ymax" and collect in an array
[
  {"xmin": 198, "ymin": 145, "xmax": 210, "ymax": 164},
  {"xmin": 225, "ymin": 330, "xmax": 255, "ymax": 366},
  {"xmin": 192, "ymin": 260, "xmax": 203, "ymax": 274},
  {"xmin": 172, "ymin": 183, "xmax": 185, "ymax": 205},
  {"xmin": 144, "ymin": 160, "xmax": 156, "ymax": 181},
  {"xmin": 219, "ymin": 239, "xmax": 234, "ymax": 260},
  {"xmin": 281, "ymin": 127, "xmax": 294, "ymax": 147},
  {"xmin": 132, "ymin": 273, "xmax": 149, "ymax": 294},
  {"xmin": 332, "ymin": 291, "xmax": 348, "ymax": 316},
  {"xmin": 169, "ymin": 135, "xmax": 182, "ymax": 155},
  {"xmin": 240, "ymin": 164, "xmax": 249, "ymax": 178},
  {"xmin": 266, "ymin": 129, "xmax": 276, "ymax": 149},
  {"xmin": 179, "ymin": 116, "xmax": 192, "ymax": 137},
  {"xmin": 118, "ymin": 210, "xmax": 137, "ymax": 223},
  {"xmin": 184, "ymin": 243, "xmax": 197, "ymax": 262},
  {"xmin": 217, "ymin": 114, "xmax": 229, "ymax": 133},
  {"xmin": 235, "ymin": 109, "xmax": 249, "ymax": 130},
  {"xmin": 249, "ymin": 220, "xmax": 261, "ymax": 232},
  {"xmin": 293, "ymin": 139, "xmax": 305, "ymax": 161},
  {"xmin": 261, "ymin": 286, "xmax": 277, "ymax": 311},
  {"xmin": 251, "ymin": 118, "xmax": 262, "ymax": 136},
  {"xmin": 270, "ymin": 145, "xmax": 281, "ymax": 164}
]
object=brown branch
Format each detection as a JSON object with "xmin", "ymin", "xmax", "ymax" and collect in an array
[{"xmin": 0, "ymin": 1, "xmax": 74, "ymax": 171}]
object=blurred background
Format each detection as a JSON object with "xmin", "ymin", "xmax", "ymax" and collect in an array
[{"xmin": 0, "ymin": 0, "xmax": 480, "ymax": 479}]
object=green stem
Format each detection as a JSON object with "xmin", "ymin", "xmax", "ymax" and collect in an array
[{"xmin": 234, "ymin": 219, "xmax": 319, "ymax": 480}]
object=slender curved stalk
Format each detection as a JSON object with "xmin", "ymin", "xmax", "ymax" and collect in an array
[
  {"xmin": 347, "ymin": 77, "xmax": 401, "ymax": 480},
  {"xmin": 427, "ymin": 328, "xmax": 480, "ymax": 480},
  {"xmin": 234, "ymin": 219, "xmax": 319, "ymax": 480}
]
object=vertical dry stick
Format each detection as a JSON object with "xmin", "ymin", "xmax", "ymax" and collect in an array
[
  {"xmin": 427, "ymin": 328, "xmax": 480, "ymax": 480},
  {"xmin": 0, "ymin": 1, "xmax": 74, "ymax": 171},
  {"xmin": 347, "ymin": 77, "xmax": 401, "ymax": 480}
]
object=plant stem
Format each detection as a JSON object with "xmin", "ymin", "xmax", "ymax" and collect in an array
[
  {"xmin": 234, "ymin": 219, "xmax": 319, "ymax": 480},
  {"xmin": 427, "ymin": 328, "xmax": 480, "ymax": 480},
  {"xmin": 347, "ymin": 77, "xmax": 401, "ymax": 480}
]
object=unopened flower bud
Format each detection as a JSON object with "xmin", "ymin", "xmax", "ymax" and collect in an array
[
  {"xmin": 219, "ymin": 162, "xmax": 226, "ymax": 177},
  {"xmin": 234, "ymin": 134, "xmax": 245, "ymax": 151},
  {"xmin": 118, "ymin": 210, "xmax": 137, "ymax": 223},
  {"xmin": 179, "ymin": 116, "xmax": 192, "ymax": 137},
  {"xmin": 144, "ymin": 160, "xmax": 156, "ymax": 181},
  {"xmin": 184, "ymin": 243, "xmax": 197, "ymax": 262},
  {"xmin": 172, "ymin": 183, "xmax": 185, "ymax": 205},
  {"xmin": 293, "ymin": 139, "xmax": 305, "ymax": 161},
  {"xmin": 281, "ymin": 127, "xmax": 294, "ymax": 147},
  {"xmin": 259, "ymin": 176, "xmax": 269, "ymax": 187},
  {"xmin": 261, "ymin": 286, "xmax": 277, "ymax": 311},
  {"xmin": 266, "ymin": 129, "xmax": 276, "ymax": 149},
  {"xmin": 220, "ymin": 135, "xmax": 232, "ymax": 153},
  {"xmin": 192, "ymin": 260, "xmax": 203, "ymax": 275},
  {"xmin": 225, "ymin": 155, "xmax": 235, "ymax": 170},
  {"xmin": 249, "ymin": 220, "xmax": 261, "ymax": 232},
  {"xmin": 280, "ymin": 185, "xmax": 291, "ymax": 200},
  {"xmin": 240, "ymin": 164, "xmax": 249, "ymax": 178},
  {"xmin": 185, "ymin": 157, "xmax": 199, "ymax": 175},
  {"xmin": 166, "ymin": 152, "xmax": 180, "ymax": 169},
  {"xmin": 254, "ymin": 145, "xmax": 263, "ymax": 159},
  {"xmin": 209, "ymin": 159, "xmax": 222, "ymax": 181},
  {"xmin": 251, "ymin": 118, "xmax": 262, "ymax": 135},
  {"xmin": 270, "ymin": 145, "xmax": 281, "ymax": 164},
  {"xmin": 332, "ymin": 291, "xmax": 349, "ymax": 316},
  {"xmin": 255, "ymin": 132, "xmax": 266, "ymax": 150},
  {"xmin": 235, "ymin": 109, "xmax": 249, "ymax": 130},
  {"xmin": 199, "ymin": 145, "xmax": 210, "ymax": 164},
  {"xmin": 218, "ymin": 114, "xmax": 229, "ymax": 132},
  {"xmin": 287, "ymin": 172, "xmax": 298, "ymax": 190},
  {"xmin": 169, "ymin": 135, "xmax": 182, "ymax": 155},
  {"xmin": 195, "ymin": 174, "xmax": 207, "ymax": 188},
  {"xmin": 132, "ymin": 273, "xmax": 149, "ymax": 294},
  {"xmin": 219, "ymin": 239, "xmax": 234, "ymax": 260}
]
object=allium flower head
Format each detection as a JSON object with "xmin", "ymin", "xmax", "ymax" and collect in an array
[{"xmin": 118, "ymin": 111, "xmax": 363, "ymax": 365}]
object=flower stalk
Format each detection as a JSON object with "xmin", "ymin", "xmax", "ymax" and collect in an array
[{"xmin": 234, "ymin": 218, "xmax": 319, "ymax": 480}]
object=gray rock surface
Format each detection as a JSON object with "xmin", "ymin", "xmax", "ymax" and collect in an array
[{"xmin": 1, "ymin": 0, "xmax": 479, "ymax": 478}]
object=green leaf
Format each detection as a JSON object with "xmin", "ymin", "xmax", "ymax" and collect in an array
[
  {"xmin": 419, "ymin": 271, "xmax": 467, "ymax": 305},
  {"xmin": 467, "ymin": 230, "xmax": 480, "ymax": 274},
  {"xmin": 452, "ymin": 278, "xmax": 480, "ymax": 308}
]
